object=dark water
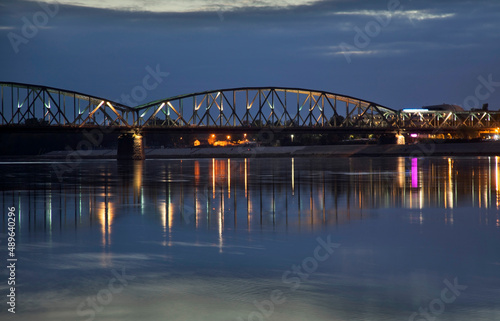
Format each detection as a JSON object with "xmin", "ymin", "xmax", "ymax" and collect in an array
[{"xmin": 1, "ymin": 157, "xmax": 500, "ymax": 320}]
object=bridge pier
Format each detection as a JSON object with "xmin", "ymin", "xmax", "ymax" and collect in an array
[{"xmin": 117, "ymin": 131, "xmax": 145, "ymax": 160}]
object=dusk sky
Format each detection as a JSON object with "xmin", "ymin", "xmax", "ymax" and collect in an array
[{"xmin": 1, "ymin": 0, "xmax": 499, "ymax": 110}]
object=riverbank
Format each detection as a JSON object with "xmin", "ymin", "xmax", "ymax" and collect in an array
[{"xmin": 29, "ymin": 141, "xmax": 500, "ymax": 159}]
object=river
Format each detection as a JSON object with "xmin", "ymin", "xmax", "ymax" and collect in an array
[{"xmin": 1, "ymin": 157, "xmax": 499, "ymax": 320}]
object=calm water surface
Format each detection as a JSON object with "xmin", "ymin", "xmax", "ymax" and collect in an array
[{"xmin": 1, "ymin": 157, "xmax": 500, "ymax": 320}]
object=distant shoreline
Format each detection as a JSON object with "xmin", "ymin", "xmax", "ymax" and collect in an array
[{"xmin": 4, "ymin": 141, "xmax": 498, "ymax": 160}]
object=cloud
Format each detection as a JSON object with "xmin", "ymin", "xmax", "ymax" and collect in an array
[
  {"xmin": 320, "ymin": 41, "xmax": 478, "ymax": 59},
  {"xmin": 1, "ymin": 0, "xmax": 499, "ymax": 111},
  {"xmin": 27, "ymin": 0, "xmax": 321, "ymax": 13},
  {"xmin": 330, "ymin": 9, "xmax": 456, "ymax": 21},
  {"xmin": 324, "ymin": 47, "xmax": 406, "ymax": 58}
]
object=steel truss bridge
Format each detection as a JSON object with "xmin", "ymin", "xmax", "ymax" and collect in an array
[{"xmin": 0, "ymin": 82, "xmax": 498, "ymax": 135}]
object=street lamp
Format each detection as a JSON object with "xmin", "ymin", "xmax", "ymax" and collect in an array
[{"xmin": 291, "ymin": 134, "xmax": 294, "ymax": 142}]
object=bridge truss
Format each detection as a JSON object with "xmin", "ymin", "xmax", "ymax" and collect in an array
[
  {"xmin": 133, "ymin": 87, "xmax": 397, "ymax": 129},
  {"xmin": 398, "ymin": 110, "xmax": 500, "ymax": 131},
  {"xmin": 1, "ymin": 82, "xmax": 499, "ymax": 133},
  {"xmin": 0, "ymin": 82, "xmax": 133, "ymax": 127}
]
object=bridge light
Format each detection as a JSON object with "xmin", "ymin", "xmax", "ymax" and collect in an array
[
  {"xmin": 291, "ymin": 134, "xmax": 294, "ymax": 142},
  {"xmin": 227, "ymin": 135, "xmax": 231, "ymax": 140},
  {"xmin": 403, "ymin": 108, "xmax": 428, "ymax": 113}
]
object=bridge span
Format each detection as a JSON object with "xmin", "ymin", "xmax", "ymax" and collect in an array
[
  {"xmin": 1, "ymin": 82, "xmax": 499, "ymax": 158},
  {"xmin": 1, "ymin": 81, "xmax": 498, "ymax": 131}
]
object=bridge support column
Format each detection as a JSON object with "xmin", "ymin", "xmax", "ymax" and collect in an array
[{"xmin": 117, "ymin": 131, "xmax": 145, "ymax": 160}]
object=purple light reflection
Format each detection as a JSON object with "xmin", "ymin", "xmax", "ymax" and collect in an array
[{"xmin": 412, "ymin": 158, "xmax": 419, "ymax": 188}]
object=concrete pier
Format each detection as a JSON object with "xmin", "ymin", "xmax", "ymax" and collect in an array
[{"xmin": 117, "ymin": 132, "xmax": 145, "ymax": 160}]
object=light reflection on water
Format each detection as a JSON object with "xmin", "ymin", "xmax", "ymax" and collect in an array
[
  {"xmin": 3, "ymin": 157, "xmax": 500, "ymax": 236},
  {"xmin": 1, "ymin": 157, "xmax": 500, "ymax": 320}
]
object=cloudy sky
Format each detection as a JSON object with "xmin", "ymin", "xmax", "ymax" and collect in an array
[{"xmin": 1, "ymin": 0, "xmax": 499, "ymax": 110}]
